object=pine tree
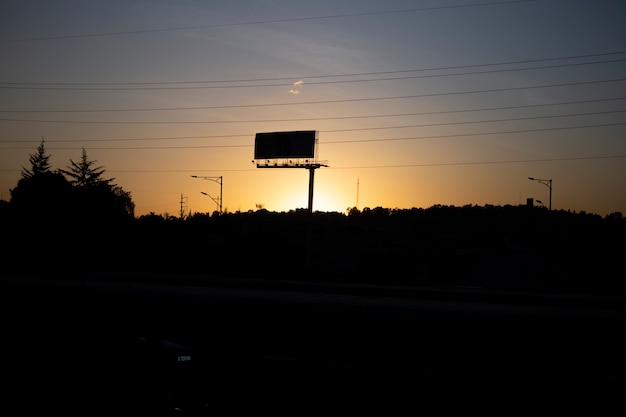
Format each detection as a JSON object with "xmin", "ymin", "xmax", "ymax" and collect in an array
[
  {"xmin": 59, "ymin": 148, "xmax": 114, "ymax": 188},
  {"xmin": 59, "ymin": 148, "xmax": 135, "ymax": 220},
  {"xmin": 11, "ymin": 139, "xmax": 73, "ymax": 222},
  {"xmin": 21, "ymin": 138, "xmax": 52, "ymax": 179}
]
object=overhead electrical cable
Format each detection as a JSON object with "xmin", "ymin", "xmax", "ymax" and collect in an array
[
  {"xmin": 322, "ymin": 122, "xmax": 626, "ymax": 144},
  {"xmin": 2, "ymin": 57, "xmax": 625, "ymax": 91},
  {"xmin": 1, "ymin": 78, "xmax": 624, "ymax": 124},
  {"xmin": 321, "ymin": 110, "xmax": 626, "ymax": 133},
  {"xmin": 2, "ymin": 122, "xmax": 624, "ymax": 151},
  {"xmin": 3, "ymin": 109, "xmax": 623, "ymax": 126},
  {"xmin": 0, "ymin": 0, "xmax": 539, "ymax": 43},
  {"xmin": 1, "ymin": 51, "xmax": 623, "ymax": 88},
  {"xmin": 0, "ymin": 97, "xmax": 623, "ymax": 128},
  {"xmin": 3, "ymin": 154, "xmax": 625, "ymax": 174},
  {"xmin": 328, "ymin": 154, "xmax": 626, "ymax": 170},
  {"xmin": 2, "ymin": 109, "xmax": 622, "ymax": 129}
]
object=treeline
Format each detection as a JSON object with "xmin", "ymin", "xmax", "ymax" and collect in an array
[
  {"xmin": 1, "ymin": 141, "xmax": 625, "ymax": 296},
  {"xmin": 126, "ymin": 205, "xmax": 624, "ymax": 295}
]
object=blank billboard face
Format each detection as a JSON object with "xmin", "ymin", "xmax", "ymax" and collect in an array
[{"xmin": 254, "ymin": 131, "xmax": 317, "ymax": 159}]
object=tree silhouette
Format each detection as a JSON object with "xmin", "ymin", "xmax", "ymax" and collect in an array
[
  {"xmin": 21, "ymin": 138, "xmax": 52, "ymax": 179},
  {"xmin": 11, "ymin": 138, "xmax": 72, "ymax": 216},
  {"xmin": 58, "ymin": 148, "xmax": 134, "ymax": 219},
  {"xmin": 59, "ymin": 148, "xmax": 114, "ymax": 188},
  {"xmin": 9, "ymin": 170, "xmax": 73, "ymax": 218},
  {"xmin": 112, "ymin": 185, "xmax": 136, "ymax": 219}
]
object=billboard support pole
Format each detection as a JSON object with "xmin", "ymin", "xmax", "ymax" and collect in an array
[
  {"xmin": 305, "ymin": 166, "xmax": 316, "ymax": 268},
  {"xmin": 308, "ymin": 167, "xmax": 315, "ymax": 214}
]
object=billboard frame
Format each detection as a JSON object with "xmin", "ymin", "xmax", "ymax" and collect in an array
[{"xmin": 253, "ymin": 130, "xmax": 327, "ymax": 168}]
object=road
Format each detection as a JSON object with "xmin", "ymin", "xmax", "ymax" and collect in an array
[{"xmin": 1, "ymin": 270, "xmax": 625, "ymax": 415}]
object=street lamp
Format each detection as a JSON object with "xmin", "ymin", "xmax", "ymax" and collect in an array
[
  {"xmin": 528, "ymin": 177, "xmax": 552, "ymax": 210},
  {"xmin": 200, "ymin": 191, "xmax": 221, "ymax": 214},
  {"xmin": 191, "ymin": 175, "xmax": 222, "ymax": 214}
]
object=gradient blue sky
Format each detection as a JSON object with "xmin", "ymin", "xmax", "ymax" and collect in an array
[{"xmin": 1, "ymin": 0, "xmax": 625, "ymax": 217}]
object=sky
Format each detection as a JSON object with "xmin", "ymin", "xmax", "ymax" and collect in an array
[{"xmin": 1, "ymin": 0, "xmax": 625, "ymax": 217}]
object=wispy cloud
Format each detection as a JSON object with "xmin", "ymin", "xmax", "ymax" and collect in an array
[{"xmin": 289, "ymin": 80, "xmax": 304, "ymax": 94}]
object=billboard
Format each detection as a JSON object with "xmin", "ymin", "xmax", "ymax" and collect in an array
[{"xmin": 254, "ymin": 131, "xmax": 317, "ymax": 160}]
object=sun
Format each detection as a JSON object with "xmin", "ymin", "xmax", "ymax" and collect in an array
[
  {"xmin": 272, "ymin": 190, "xmax": 345, "ymax": 213},
  {"xmin": 311, "ymin": 192, "xmax": 345, "ymax": 213}
]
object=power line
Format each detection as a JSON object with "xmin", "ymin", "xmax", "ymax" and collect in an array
[
  {"xmin": 7, "ymin": 109, "xmax": 626, "ymax": 134},
  {"xmin": 2, "ymin": 97, "xmax": 624, "ymax": 144},
  {"xmin": 0, "ymin": 133, "xmax": 249, "ymax": 144},
  {"xmin": 1, "ymin": 0, "xmax": 540, "ymax": 43},
  {"xmin": 1, "ymin": 78, "xmax": 624, "ymax": 124},
  {"xmin": 1, "ymin": 122, "xmax": 624, "ymax": 151},
  {"xmin": 2, "ymin": 154, "xmax": 625, "ymax": 174},
  {"xmin": 329, "ymin": 154, "xmax": 626, "ymax": 170},
  {"xmin": 322, "ymin": 110, "xmax": 626, "ymax": 133},
  {"xmin": 4, "ymin": 51, "xmax": 623, "ymax": 87},
  {"xmin": 323, "ymin": 122, "xmax": 626, "ymax": 145},
  {"xmin": 2, "ymin": 57, "xmax": 624, "ymax": 91}
]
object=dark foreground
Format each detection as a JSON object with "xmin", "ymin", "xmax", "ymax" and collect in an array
[{"xmin": 1, "ymin": 270, "xmax": 625, "ymax": 415}]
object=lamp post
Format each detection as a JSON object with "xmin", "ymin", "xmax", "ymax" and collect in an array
[
  {"xmin": 191, "ymin": 175, "xmax": 222, "ymax": 214},
  {"xmin": 200, "ymin": 191, "xmax": 221, "ymax": 214},
  {"xmin": 528, "ymin": 177, "xmax": 552, "ymax": 210}
]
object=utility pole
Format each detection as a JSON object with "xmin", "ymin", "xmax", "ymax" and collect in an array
[
  {"xmin": 356, "ymin": 177, "xmax": 360, "ymax": 210},
  {"xmin": 179, "ymin": 193, "xmax": 188, "ymax": 219}
]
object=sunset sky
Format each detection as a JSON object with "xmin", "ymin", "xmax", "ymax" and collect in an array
[{"xmin": 1, "ymin": 0, "xmax": 625, "ymax": 217}]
